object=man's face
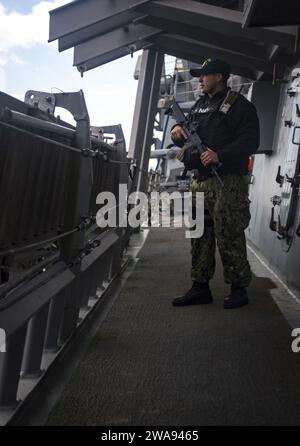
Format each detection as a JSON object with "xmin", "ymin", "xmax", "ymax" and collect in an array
[{"xmin": 198, "ymin": 73, "xmax": 222, "ymax": 94}]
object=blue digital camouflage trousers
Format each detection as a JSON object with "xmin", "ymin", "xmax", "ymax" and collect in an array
[{"xmin": 190, "ymin": 174, "xmax": 252, "ymax": 287}]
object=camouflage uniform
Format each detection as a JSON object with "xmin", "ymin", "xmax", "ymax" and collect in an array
[
  {"xmin": 171, "ymin": 83, "xmax": 259, "ymax": 290},
  {"xmin": 191, "ymin": 174, "xmax": 252, "ymax": 287}
]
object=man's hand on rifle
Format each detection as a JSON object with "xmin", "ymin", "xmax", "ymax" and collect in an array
[
  {"xmin": 200, "ymin": 148, "xmax": 219, "ymax": 167},
  {"xmin": 171, "ymin": 125, "xmax": 187, "ymax": 144}
]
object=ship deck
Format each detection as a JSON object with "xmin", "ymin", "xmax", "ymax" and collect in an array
[{"xmin": 28, "ymin": 228, "xmax": 300, "ymax": 426}]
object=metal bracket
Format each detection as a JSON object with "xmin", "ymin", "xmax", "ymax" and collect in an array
[
  {"xmin": 25, "ymin": 90, "xmax": 90, "ymax": 124},
  {"xmin": 24, "ymin": 91, "xmax": 56, "ymax": 115},
  {"xmin": 276, "ymin": 166, "xmax": 284, "ymax": 186},
  {"xmin": 269, "ymin": 200, "xmax": 288, "ymax": 240},
  {"xmin": 284, "ymin": 119, "xmax": 294, "ymax": 128},
  {"xmin": 81, "ymin": 148, "xmax": 109, "ymax": 161},
  {"xmin": 292, "ymin": 126, "xmax": 300, "ymax": 145},
  {"xmin": 271, "ymin": 195, "xmax": 282, "ymax": 206},
  {"xmin": 53, "ymin": 90, "xmax": 89, "ymax": 123},
  {"xmin": 287, "ymin": 89, "xmax": 297, "ymax": 97},
  {"xmin": 277, "ymin": 214, "xmax": 288, "ymax": 240},
  {"xmin": 287, "ymin": 70, "xmax": 300, "ymax": 96},
  {"xmin": 269, "ymin": 207, "xmax": 277, "ymax": 232},
  {"xmin": 296, "ymin": 221, "xmax": 300, "ymax": 237},
  {"xmin": 285, "ymin": 173, "xmax": 300, "ymax": 188}
]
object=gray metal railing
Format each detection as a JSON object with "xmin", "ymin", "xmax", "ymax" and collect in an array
[{"xmin": 0, "ymin": 91, "xmax": 132, "ymax": 414}]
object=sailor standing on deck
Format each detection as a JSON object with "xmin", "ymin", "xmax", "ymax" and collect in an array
[{"xmin": 170, "ymin": 59, "xmax": 260, "ymax": 309}]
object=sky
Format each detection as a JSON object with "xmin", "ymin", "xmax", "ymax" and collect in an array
[{"xmin": 0, "ymin": 0, "xmax": 144, "ymax": 148}]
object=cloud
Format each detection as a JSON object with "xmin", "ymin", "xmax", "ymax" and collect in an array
[
  {"xmin": 0, "ymin": 0, "xmax": 67, "ymax": 66},
  {"xmin": 0, "ymin": 52, "xmax": 27, "ymax": 67}
]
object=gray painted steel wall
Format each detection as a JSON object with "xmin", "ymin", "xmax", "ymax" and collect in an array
[{"xmin": 247, "ymin": 68, "xmax": 300, "ymax": 293}]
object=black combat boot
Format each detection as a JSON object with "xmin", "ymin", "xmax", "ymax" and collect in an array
[
  {"xmin": 224, "ymin": 285, "xmax": 249, "ymax": 309},
  {"xmin": 172, "ymin": 282, "xmax": 213, "ymax": 306}
]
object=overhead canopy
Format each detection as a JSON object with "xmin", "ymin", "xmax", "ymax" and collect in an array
[
  {"xmin": 243, "ymin": 0, "xmax": 300, "ymax": 28},
  {"xmin": 49, "ymin": 0, "xmax": 300, "ymax": 80}
]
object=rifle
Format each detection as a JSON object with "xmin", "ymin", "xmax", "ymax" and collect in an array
[{"xmin": 170, "ymin": 98, "xmax": 224, "ymax": 188}]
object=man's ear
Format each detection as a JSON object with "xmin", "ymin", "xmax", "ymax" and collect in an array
[{"xmin": 215, "ymin": 73, "xmax": 223, "ymax": 82}]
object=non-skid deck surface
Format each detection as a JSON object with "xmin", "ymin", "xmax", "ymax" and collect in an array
[{"xmin": 46, "ymin": 228, "xmax": 300, "ymax": 426}]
